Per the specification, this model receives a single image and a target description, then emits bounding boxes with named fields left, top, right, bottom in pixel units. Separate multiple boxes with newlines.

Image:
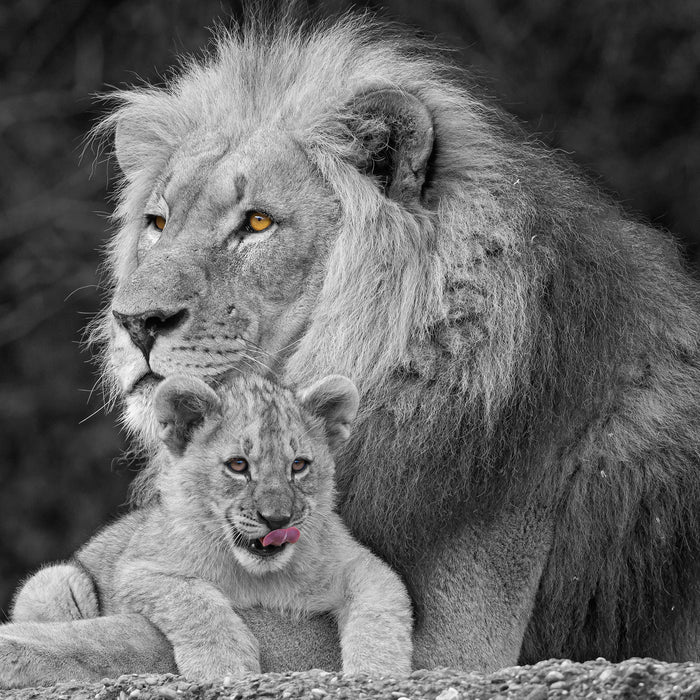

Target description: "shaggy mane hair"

left=95, top=10, right=700, bottom=662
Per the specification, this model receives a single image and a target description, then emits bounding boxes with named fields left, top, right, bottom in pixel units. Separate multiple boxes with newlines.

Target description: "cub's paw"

left=12, top=564, right=99, bottom=623
left=343, top=655, right=411, bottom=676
left=174, top=643, right=261, bottom=681
left=342, top=637, right=412, bottom=676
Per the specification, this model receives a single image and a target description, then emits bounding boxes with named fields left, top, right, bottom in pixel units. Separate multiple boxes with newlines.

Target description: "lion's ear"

left=112, top=104, right=177, bottom=181
left=298, top=375, right=359, bottom=452
left=153, top=375, right=222, bottom=455
left=345, top=88, right=434, bottom=204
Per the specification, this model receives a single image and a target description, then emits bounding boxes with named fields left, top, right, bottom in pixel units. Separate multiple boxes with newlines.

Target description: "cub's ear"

left=153, top=375, right=222, bottom=455
left=299, top=375, right=359, bottom=452
left=345, top=88, right=434, bottom=205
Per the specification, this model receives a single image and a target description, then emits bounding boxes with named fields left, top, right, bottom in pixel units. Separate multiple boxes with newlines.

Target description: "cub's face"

left=173, top=394, right=333, bottom=574
left=153, top=374, right=358, bottom=575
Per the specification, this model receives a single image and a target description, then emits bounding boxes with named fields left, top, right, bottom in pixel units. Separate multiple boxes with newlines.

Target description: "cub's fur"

left=13, top=374, right=412, bottom=680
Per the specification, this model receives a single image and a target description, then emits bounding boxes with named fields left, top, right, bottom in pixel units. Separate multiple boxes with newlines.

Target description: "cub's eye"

left=147, top=215, right=167, bottom=231
left=225, top=457, right=249, bottom=473
left=246, top=211, right=273, bottom=233
left=291, top=458, right=309, bottom=474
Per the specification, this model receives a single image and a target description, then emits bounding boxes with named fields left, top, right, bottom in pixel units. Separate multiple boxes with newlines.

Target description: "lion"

left=12, top=373, right=412, bottom=680
left=1, top=10, right=700, bottom=688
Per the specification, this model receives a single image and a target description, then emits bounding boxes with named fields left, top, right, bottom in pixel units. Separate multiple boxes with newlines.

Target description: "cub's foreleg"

left=11, top=563, right=99, bottom=623
left=116, top=564, right=260, bottom=680
left=335, top=545, right=413, bottom=675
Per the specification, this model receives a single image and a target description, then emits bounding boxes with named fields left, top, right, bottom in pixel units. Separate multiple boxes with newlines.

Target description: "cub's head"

left=153, top=373, right=358, bottom=574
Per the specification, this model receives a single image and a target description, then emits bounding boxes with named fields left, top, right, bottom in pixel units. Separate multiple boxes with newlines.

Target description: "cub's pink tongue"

left=261, top=527, right=301, bottom=547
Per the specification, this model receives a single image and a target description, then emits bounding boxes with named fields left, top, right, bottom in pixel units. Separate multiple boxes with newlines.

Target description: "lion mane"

left=91, top=11, right=700, bottom=667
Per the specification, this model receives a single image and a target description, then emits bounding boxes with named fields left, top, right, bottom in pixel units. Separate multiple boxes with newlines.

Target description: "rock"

left=435, top=688, right=460, bottom=700
left=544, top=670, right=565, bottom=683
left=4, top=658, right=700, bottom=699
left=598, top=668, right=613, bottom=682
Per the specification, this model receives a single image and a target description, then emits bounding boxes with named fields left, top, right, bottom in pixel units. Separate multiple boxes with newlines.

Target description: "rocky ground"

left=2, top=658, right=700, bottom=700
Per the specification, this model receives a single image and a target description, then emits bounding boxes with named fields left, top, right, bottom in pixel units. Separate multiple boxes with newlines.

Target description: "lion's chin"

left=131, top=371, right=164, bottom=393
left=122, top=374, right=164, bottom=445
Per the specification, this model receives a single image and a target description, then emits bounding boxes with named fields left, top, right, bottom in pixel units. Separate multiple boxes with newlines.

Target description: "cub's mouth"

left=246, top=538, right=289, bottom=558
left=228, top=524, right=301, bottom=558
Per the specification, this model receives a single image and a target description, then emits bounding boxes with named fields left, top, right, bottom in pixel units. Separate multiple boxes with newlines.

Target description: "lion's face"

left=109, top=128, right=338, bottom=439
left=102, top=31, right=435, bottom=460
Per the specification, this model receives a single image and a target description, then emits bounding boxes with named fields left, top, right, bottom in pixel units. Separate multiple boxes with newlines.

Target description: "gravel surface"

left=2, top=658, right=700, bottom=699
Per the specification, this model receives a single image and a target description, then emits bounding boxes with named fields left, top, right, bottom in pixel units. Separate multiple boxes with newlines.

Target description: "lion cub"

left=13, top=374, right=413, bottom=679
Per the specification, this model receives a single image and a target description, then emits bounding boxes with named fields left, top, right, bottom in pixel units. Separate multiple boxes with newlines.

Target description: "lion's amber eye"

left=247, top=211, right=273, bottom=232
left=153, top=215, right=166, bottom=231
left=225, top=457, right=249, bottom=473
left=291, top=458, right=309, bottom=474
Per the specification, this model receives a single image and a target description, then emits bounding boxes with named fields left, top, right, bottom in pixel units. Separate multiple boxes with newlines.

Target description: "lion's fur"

left=89, top=11, right=700, bottom=664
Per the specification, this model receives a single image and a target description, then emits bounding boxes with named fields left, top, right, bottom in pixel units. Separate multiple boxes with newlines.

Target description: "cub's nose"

left=113, top=309, right=188, bottom=361
left=258, top=512, right=292, bottom=531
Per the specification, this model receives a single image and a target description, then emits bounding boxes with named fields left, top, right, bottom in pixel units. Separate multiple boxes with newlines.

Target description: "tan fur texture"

left=2, top=9, right=700, bottom=686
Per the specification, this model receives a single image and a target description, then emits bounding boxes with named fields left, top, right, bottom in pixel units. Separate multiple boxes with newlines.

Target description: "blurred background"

left=1, top=0, right=699, bottom=617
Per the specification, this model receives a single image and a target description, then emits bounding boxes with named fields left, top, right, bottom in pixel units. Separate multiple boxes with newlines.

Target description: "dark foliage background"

left=0, top=0, right=698, bottom=618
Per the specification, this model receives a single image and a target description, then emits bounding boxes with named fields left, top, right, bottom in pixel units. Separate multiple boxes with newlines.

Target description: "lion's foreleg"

left=410, top=503, right=553, bottom=672
left=12, top=563, right=99, bottom=623
left=0, top=614, right=176, bottom=688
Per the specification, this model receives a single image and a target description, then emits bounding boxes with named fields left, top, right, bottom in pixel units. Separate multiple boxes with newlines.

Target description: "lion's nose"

left=112, top=309, right=188, bottom=361
left=258, top=511, right=292, bottom=531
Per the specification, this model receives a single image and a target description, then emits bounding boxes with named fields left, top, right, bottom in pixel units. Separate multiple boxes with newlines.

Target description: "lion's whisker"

left=78, top=401, right=112, bottom=424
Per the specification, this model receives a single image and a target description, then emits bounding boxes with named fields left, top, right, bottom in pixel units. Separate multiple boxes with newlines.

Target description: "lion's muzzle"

left=112, top=309, right=188, bottom=362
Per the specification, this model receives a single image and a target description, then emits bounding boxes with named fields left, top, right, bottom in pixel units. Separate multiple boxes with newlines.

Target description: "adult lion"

left=2, top=11, right=700, bottom=687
